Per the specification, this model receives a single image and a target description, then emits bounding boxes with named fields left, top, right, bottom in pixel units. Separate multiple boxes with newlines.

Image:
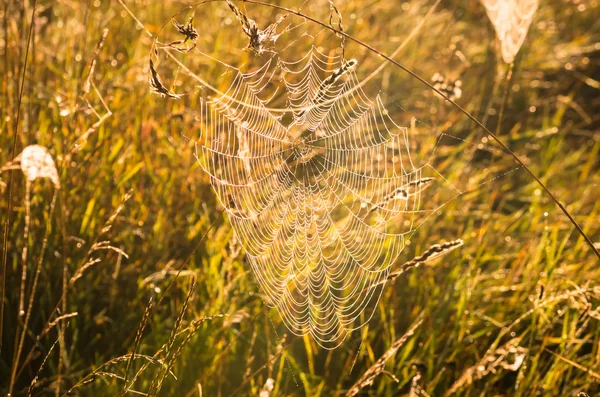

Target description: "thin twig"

left=1, top=0, right=37, bottom=358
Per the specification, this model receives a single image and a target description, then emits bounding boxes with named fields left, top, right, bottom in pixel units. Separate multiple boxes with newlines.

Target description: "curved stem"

left=239, top=0, right=600, bottom=260
left=123, top=0, right=600, bottom=260
left=3, top=0, right=37, bottom=371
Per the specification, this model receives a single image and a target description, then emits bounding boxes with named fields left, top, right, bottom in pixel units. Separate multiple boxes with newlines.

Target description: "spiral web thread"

left=195, top=47, right=447, bottom=348
left=481, top=0, right=540, bottom=63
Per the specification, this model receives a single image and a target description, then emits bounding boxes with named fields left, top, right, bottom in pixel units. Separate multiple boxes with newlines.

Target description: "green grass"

left=1, top=0, right=600, bottom=395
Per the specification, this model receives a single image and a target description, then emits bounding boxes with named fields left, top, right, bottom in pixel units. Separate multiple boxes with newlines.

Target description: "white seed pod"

left=19, top=145, right=60, bottom=188
left=481, top=0, right=540, bottom=63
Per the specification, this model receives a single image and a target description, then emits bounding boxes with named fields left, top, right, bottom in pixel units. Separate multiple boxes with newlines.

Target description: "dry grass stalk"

left=15, top=145, right=60, bottom=319
left=229, top=333, right=288, bottom=396
left=148, top=277, right=197, bottom=395
left=225, top=0, right=287, bottom=54
left=236, top=125, right=253, bottom=181
left=90, top=241, right=129, bottom=258
left=9, top=191, right=58, bottom=394
left=1, top=2, right=38, bottom=364
left=328, top=0, right=346, bottom=57
left=297, top=58, right=358, bottom=117
left=259, top=378, right=275, bottom=397
left=83, top=28, right=109, bottom=94
left=370, top=177, right=435, bottom=213
left=16, top=189, right=130, bottom=393
left=409, top=367, right=430, bottom=397
left=391, top=239, right=464, bottom=278
left=124, top=314, right=225, bottom=395
left=68, top=258, right=102, bottom=287
left=0, top=161, right=20, bottom=188
left=346, top=317, right=424, bottom=397
left=483, top=285, right=600, bottom=359
left=242, top=328, right=258, bottom=381
left=122, top=296, right=154, bottom=390
left=141, top=267, right=197, bottom=285
left=71, top=102, right=113, bottom=154
left=544, top=349, right=600, bottom=380
left=68, top=190, right=132, bottom=286
left=99, top=189, right=132, bottom=234
left=366, top=239, right=464, bottom=293
left=120, top=309, right=225, bottom=393
left=446, top=337, right=527, bottom=396
left=19, top=177, right=32, bottom=318
left=27, top=337, right=59, bottom=397
left=39, top=312, right=79, bottom=340
left=66, top=353, right=174, bottom=396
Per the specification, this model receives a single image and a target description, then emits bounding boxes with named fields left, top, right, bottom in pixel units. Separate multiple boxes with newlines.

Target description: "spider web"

left=150, top=2, right=520, bottom=348
left=193, top=46, right=447, bottom=348
left=481, top=0, right=540, bottom=63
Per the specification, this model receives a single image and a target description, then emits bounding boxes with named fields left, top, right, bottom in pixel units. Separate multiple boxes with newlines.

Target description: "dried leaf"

left=169, top=15, right=198, bottom=52
left=149, top=59, right=181, bottom=99
left=19, top=145, right=60, bottom=187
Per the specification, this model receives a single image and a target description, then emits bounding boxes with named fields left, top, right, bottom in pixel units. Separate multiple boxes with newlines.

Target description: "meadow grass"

left=1, top=0, right=599, bottom=395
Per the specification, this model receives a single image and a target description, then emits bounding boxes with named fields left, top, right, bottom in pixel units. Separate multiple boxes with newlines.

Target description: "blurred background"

left=1, top=0, right=599, bottom=395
